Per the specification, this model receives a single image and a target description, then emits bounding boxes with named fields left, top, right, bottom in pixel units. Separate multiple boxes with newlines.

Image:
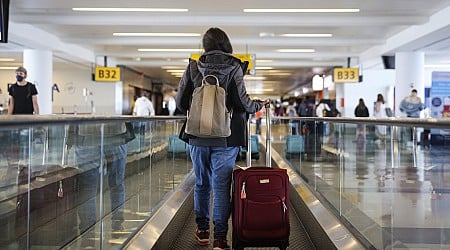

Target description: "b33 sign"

left=333, top=68, right=359, bottom=83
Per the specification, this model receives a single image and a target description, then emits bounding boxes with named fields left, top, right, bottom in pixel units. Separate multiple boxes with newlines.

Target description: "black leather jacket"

left=175, top=50, right=262, bottom=147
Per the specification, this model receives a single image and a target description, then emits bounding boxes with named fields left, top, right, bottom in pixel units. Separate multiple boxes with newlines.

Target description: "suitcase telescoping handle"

left=246, top=101, right=271, bottom=168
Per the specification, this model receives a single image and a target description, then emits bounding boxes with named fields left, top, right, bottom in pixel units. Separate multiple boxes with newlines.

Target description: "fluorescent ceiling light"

left=280, top=33, right=332, bottom=37
left=424, top=64, right=450, bottom=68
left=277, top=49, right=315, bottom=53
left=244, top=76, right=267, bottom=80
left=255, top=66, right=274, bottom=70
left=255, top=59, right=273, bottom=63
left=138, top=48, right=202, bottom=52
left=257, top=69, right=290, bottom=73
left=73, top=8, right=188, bottom=12
left=259, top=32, right=275, bottom=37
left=264, top=72, right=291, bottom=76
left=0, top=58, right=15, bottom=62
left=0, top=66, right=17, bottom=70
left=243, top=8, right=360, bottom=13
left=161, top=66, right=185, bottom=69
left=166, top=69, right=185, bottom=73
left=113, top=32, right=200, bottom=37
left=246, top=88, right=274, bottom=92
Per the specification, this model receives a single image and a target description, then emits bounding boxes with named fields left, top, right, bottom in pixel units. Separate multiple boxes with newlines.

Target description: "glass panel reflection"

left=280, top=118, right=450, bottom=249
left=0, top=117, right=191, bottom=249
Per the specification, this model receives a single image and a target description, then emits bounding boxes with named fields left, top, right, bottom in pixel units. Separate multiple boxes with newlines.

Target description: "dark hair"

left=411, top=89, right=417, bottom=93
left=377, top=93, right=385, bottom=104
left=358, top=98, right=366, bottom=109
left=16, top=66, right=27, bottom=75
left=202, top=27, right=233, bottom=53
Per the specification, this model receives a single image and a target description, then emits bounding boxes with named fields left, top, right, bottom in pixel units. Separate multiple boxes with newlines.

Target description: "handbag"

left=385, top=107, right=393, bottom=117
left=123, top=122, right=136, bottom=143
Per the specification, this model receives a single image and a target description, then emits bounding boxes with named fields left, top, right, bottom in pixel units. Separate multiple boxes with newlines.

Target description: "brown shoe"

left=195, top=229, right=210, bottom=245
left=213, top=237, right=230, bottom=250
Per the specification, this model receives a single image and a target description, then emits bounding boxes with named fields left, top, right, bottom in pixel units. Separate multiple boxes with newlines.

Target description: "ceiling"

left=2, top=0, right=450, bottom=96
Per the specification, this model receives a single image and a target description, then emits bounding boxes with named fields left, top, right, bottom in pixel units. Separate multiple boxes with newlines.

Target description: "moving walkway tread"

left=152, top=151, right=316, bottom=249
left=169, top=204, right=315, bottom=250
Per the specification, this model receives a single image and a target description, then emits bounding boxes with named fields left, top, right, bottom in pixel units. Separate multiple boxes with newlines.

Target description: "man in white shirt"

left=315, top=100, right=331, bottom=117
left=133, top=91, right=155, bottom=116
left=133, top=91, right=154, bottom=143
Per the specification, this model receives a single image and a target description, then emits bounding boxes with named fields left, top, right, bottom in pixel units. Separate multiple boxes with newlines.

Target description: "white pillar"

left=395, top=52, right=424, bottom=116
left=23, top=50, right=53, bottom=115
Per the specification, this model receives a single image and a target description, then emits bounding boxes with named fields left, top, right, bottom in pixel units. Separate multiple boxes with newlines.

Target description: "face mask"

left=16, top=75, right=24, bottom=82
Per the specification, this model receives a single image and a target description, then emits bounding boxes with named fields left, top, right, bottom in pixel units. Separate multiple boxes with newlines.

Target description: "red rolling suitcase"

left=232, top=103, right=290, bottom=250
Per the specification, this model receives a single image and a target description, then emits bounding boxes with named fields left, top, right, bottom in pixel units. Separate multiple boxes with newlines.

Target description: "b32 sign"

left=95, top=67, right=121, bottom=82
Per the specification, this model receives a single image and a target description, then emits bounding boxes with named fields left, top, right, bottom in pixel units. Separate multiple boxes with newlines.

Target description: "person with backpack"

left=175, top=27, right=263, bottom=249
left=354, top=98, right=369, bottom=118
left=8, top=66, right=40, bottom=115
left=354, top=98, right=370, bottom=144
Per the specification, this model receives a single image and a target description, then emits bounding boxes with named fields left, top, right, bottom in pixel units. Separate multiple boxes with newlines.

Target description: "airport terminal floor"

left=0, top=115, right=449, bottom=249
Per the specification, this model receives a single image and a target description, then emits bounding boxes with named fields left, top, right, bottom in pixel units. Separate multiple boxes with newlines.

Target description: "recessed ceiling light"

left=255, top=66, right=274, bottom=70
left=276, top=49, right=315, bottom=53
left=243, top=8, right=360, bottom=13
left=113, top=33, right=201, bottom=37
left=73, top=8, right=188, bottom=12
left=279, top=34, right=332, bottom=37
left=138, top=48, right=203, bottom=52
left=0, top=58, right=15, bottom=62
left=0, top=66, right=17, bottom=70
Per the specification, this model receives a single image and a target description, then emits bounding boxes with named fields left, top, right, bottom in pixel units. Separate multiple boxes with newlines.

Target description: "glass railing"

left=267, top=116, right=450, bottom=249
left=3, top=114, right=449, bottom=249
left=0, top=115, right=191, bottom=249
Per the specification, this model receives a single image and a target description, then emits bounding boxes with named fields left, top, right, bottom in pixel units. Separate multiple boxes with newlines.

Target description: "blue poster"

left=430, top=71, right=450, bottom=118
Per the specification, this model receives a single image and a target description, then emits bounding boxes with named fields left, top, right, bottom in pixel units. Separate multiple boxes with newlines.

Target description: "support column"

left=395, top=52, right=424, bottom=116
left=23, top=50, right=53, bottom=115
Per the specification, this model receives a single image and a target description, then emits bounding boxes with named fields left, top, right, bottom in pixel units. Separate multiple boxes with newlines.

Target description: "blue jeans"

left=75, top=143, right=127, bottom=232
left=190, top=145, right=239, bottom=238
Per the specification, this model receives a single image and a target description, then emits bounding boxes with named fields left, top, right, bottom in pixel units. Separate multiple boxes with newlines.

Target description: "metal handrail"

left=273, top=116, right=450, bottom=129
left=0, top=115, right=186, bottom=127
left=1, top=114, right=449, bottom=129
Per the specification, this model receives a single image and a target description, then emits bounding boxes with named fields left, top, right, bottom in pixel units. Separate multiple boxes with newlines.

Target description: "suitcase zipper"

left=282, top=201, right=287, bottom=213
left=58, top=180, right=64, bottom=198
left=240, top=181, right=246, bottom=199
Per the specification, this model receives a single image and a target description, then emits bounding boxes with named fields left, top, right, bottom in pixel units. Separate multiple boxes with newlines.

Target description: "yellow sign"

left=190, top=53, right=254, bottom=73
left=95, top=67, right=121, bottom=82
left=333, top=68, right=359, bottom=83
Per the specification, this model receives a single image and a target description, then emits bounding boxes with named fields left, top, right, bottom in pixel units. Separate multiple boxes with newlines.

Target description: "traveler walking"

left=175, top=27, right=263, bottom=249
